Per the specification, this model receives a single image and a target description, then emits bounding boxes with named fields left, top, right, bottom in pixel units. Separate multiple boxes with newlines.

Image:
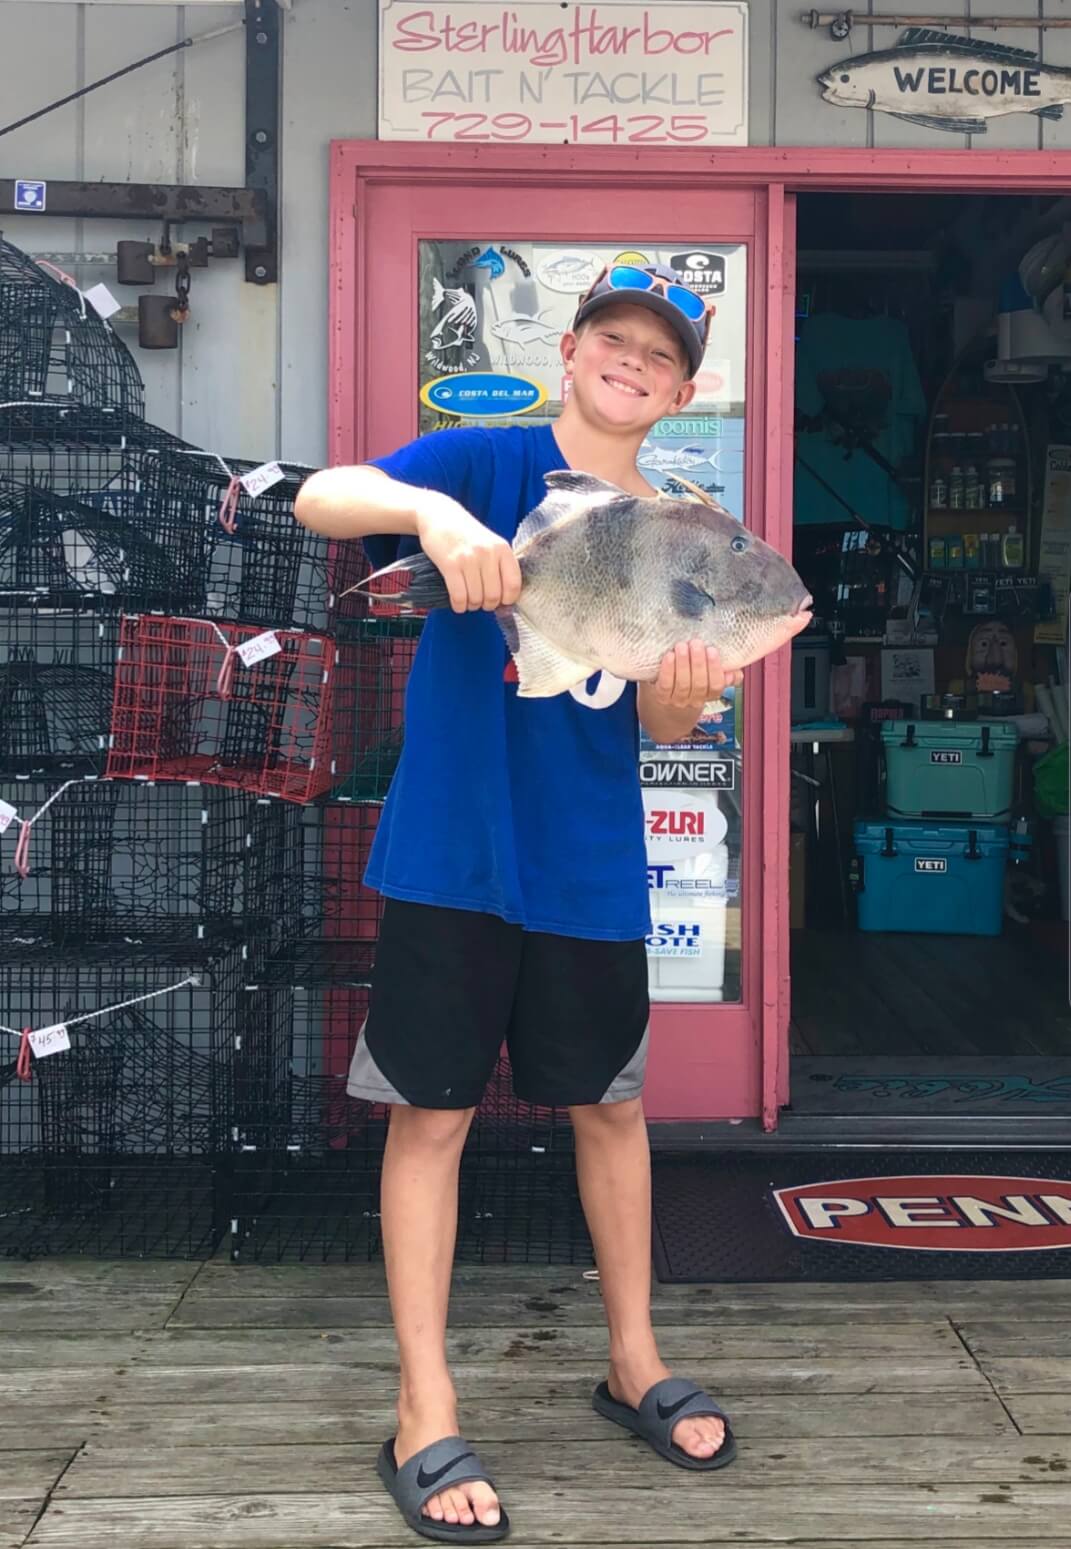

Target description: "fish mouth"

left=602, top=373, right=648, bottom=398
left=794, top=593, right=813, bottom=617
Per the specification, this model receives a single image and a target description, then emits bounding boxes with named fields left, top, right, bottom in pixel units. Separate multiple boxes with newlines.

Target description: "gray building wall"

left=1, top=0, right=1067, bottom=465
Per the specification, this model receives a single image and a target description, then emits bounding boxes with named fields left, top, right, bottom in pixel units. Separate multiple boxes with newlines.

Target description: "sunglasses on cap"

left=600, top=264, right=711, bottom=322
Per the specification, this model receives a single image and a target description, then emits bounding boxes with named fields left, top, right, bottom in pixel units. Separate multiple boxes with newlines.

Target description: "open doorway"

left=787, top=191, right=1070, bottom=1126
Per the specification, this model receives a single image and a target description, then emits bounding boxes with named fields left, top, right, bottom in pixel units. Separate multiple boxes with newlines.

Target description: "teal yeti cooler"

left=881, top=720, right=1018, bottom=824
left=853, top=819, right=1009, bottom=936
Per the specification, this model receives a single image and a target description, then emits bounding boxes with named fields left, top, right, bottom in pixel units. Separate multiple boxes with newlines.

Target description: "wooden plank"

left=0, top=1294, right=182, bottom=1334
left=27, top=1484, right=1071, bottom=1546
left=958, top=1322, right=1071, bottom=1359
left=0, top=1262, right=196, bottom=1292
left=193, top=1263, right=1071, bottom=1312
left=0, top=1355, right=983, bottom=1408
left=0, top=1337, right=142, bottom=1371
left=53, top=1435, right=1071, bottom=1499
left=1002, top=1394, right=1071, bottom=1435
left=0, top=1391, right=1013, bottom=1450
left=0, top=1454, right=73, bottom=1501
left=199, top=1265, right=590, bottom=1296
left=0, top=1500, right=40, bottom=1549
left=978, top=1357, right=1071, bottom=1395
left=103, top=1320, right=961, bottom=1368
left=167, top=1285, right=1071, bottom=1329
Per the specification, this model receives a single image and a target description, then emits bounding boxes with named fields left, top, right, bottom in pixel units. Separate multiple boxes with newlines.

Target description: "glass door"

left=330, top=148, right=791, bottom=1124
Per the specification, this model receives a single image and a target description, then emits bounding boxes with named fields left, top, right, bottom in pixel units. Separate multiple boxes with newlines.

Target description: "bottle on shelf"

left=987, top=459, right=1013, bottom=507
left=964, top=463, right=982, bottom=508
left=928, top=535, right=947, bottom=569
left=963, top=532, right=981, bottom=569
left=947, top=533, right=965, bottom=569
left=929, top=470, right=948, bottom=508
left=949, top=465, right=965, bottom=508
left=1010, top=815, right=1032, bottom=867
left=1002, top=522, right=1025, bottom=570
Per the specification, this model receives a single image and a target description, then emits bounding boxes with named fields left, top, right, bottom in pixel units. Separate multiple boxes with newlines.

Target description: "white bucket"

left=1055, top=815, right=1070, bottom=924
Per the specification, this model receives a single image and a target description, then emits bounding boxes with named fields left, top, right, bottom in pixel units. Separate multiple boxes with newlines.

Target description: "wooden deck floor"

left=2, top=1260, right=1071, bottom=1546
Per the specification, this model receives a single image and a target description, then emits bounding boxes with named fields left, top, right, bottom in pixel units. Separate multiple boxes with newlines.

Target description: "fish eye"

left=839, top=73, right=850, bottom=82
left=730, top=534, right=748, bottom=553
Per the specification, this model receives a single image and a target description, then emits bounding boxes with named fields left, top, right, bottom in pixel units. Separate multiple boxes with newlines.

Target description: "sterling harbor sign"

left=378, top=0, right=748, bottom=145
left=817, top=27, right=1071, bottom=134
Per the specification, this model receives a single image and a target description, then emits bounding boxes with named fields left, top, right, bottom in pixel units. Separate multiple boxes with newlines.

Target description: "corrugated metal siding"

left=0, top=0, right=1065, bottom=464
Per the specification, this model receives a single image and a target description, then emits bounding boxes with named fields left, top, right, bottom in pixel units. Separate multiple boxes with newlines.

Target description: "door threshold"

left=648, top=1114, right=1071, bottom=1150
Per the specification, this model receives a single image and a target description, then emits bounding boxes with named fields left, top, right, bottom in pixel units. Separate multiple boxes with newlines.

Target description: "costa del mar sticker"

left=421, top=372, right=547, bottom=420
left=774, top=1174, right=1071, bottom=1252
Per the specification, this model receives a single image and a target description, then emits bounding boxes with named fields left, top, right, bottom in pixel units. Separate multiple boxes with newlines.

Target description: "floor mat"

left=791, top=1057, right=1071, bottom=1117
left=651, top=1150, right=1071, bottom=1282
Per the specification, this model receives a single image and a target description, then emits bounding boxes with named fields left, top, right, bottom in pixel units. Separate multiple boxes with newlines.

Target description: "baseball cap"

left=572, top=263, right=712, bottom=378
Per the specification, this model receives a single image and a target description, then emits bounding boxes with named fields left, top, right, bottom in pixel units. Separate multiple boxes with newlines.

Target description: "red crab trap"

left=0, top=601, right=119, bottom=777
left=329, top=618, right=422, bottom=801
left=138, top=449, right=334, bottom=631
left=105, top=614, right=340, bottom=803
left=0, top=942, right=248, bottom=1258
left=0, top=776, right=305, bottom=952
left=0, top=237, right=145, bottom=422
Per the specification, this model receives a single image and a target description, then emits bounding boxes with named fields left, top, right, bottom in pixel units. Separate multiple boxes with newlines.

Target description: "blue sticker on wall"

left=421, top=372, right=547, bottom=420
left=14, top=180, right=46, bottom=212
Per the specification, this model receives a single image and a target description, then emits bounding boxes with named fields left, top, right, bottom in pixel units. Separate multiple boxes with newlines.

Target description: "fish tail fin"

left=496, top=606, right=595, bottom=698
left=342, top=552, right=451, bottom=614
left=1037, top=104, right=1064, bottom=121
left=431, top=277, right=445, bottom=308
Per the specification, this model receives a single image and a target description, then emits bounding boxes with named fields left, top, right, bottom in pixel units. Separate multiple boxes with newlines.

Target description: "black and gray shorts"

left=347, top=899, right=650, bottom=1110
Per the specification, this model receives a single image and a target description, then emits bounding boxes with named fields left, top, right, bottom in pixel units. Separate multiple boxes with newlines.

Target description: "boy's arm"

left=294, top=464, right=520, bottom=614
left=638, top=642, right=741, bottom=744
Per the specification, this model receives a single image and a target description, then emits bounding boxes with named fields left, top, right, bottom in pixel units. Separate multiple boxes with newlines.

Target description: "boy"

left=295, top=264, right=739, bottom=1544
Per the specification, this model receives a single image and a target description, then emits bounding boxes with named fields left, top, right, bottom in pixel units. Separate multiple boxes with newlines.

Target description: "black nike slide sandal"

left=376, top=1435, right=510, bottom=1543
left=592, top=1376, right=738, bottom=1472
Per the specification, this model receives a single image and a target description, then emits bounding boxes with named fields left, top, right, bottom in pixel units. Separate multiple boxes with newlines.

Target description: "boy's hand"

left=653, top=641, right=743, bottom=709
left=416, top=496, right=522, bottom=614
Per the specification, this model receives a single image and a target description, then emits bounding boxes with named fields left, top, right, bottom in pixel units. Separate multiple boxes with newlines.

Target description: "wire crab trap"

left=138, top=449, right=332, bottom=631
left=228, top=978, right=586, bottom=1266
left=0, top=238, right=145, bottom=421
left=0, top=603, right=118, bottom=777
left=0, top=469, right=208, bottom=613
left=330, top=618, right=421, bottom=801
left=105, top=614, right=339, bottom=803
left=0, top=941, right=248, bottom=1258
left=0, top=777, right=305, bottom=951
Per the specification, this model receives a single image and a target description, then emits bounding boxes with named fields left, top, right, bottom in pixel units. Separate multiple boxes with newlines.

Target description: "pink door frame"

left=328, top=141, right=1069, bottom=1131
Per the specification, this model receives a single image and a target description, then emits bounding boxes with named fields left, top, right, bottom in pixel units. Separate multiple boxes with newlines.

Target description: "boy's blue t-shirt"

left=362, top=423, right=650, bottom=942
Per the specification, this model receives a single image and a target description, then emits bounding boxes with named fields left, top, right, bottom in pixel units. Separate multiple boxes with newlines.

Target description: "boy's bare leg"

left=569, top=1098, right=726, bottom=1461
left=381, top=1104, right=502, bottom=1529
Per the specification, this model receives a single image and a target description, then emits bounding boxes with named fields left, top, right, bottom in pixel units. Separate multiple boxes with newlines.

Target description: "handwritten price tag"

left=83, top=282, right=122, bottom=320
left=0, top=799, right=17, bottom=834
left=239, top=462, right=285, bottom=499
left=28, top=1023, right=71, bottom=1059
left=236, top=631, right=282, bottom=668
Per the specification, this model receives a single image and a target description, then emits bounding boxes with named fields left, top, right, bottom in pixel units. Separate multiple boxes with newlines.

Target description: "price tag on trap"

left=236, top=630, right=282, bottom=668
left=239, top=461, right=285, bottom=499
left=28, top=1024, right=71, bottom=1059
left=0, top=799, right=17, bottom=834
left=82, top=283, right=122, bottom=320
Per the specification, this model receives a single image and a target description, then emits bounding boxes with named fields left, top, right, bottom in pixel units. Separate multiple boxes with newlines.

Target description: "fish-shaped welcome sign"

left=818, top=28, right=1071, bottom=133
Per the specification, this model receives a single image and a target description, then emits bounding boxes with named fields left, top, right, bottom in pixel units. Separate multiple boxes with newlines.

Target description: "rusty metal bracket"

left=0, top=180, right=268, bottom=253
left=245, top=0, right=281, bottom=284
left=803, top=10, right=1071, bottom=32
left=0, top=0, right=280, bottom=285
